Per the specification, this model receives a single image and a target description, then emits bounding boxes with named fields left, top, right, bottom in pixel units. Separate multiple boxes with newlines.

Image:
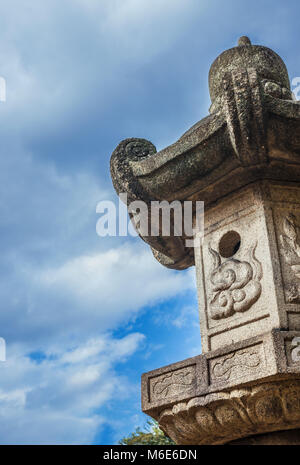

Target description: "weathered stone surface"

left=110, top=36, right=300, bottom=444
left=142, top=330, right=300, bottom=444
left=142, top=330, right=300, bottom=414
left=195, top=181, right=300, bottom=353
left=158, top=379, right=300, bottom=445
left=110, top=37, right=300, bottom=270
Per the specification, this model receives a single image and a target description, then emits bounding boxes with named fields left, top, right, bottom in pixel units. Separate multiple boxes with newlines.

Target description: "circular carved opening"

left=219, top=231, right=241, bottom=258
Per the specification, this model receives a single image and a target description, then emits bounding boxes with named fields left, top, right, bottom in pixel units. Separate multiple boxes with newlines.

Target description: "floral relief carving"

left=280, top=213, right=300, bottom=303
left=208, top=242, right=263, bottom=320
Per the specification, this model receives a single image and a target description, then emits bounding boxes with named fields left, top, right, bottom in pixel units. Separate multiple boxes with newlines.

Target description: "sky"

left=0, top=0, right=299, bottom=445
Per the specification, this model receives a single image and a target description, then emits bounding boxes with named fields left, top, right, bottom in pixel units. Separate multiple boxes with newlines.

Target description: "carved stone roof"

left=110, top=37, right=300, bottom=270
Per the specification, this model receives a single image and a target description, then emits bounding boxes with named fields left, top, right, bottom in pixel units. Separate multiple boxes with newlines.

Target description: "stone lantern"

left=110, top=37, right=300, bottom=444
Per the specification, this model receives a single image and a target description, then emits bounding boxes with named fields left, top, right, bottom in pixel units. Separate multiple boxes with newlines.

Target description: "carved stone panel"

left=196, top=186, right=278, bottom=353
left=280, top=213, right=300, bottom=304
left=149, top=365, right=196, bottom=403
left=269, top=184, right=300, bottom=314
left=142, top=330, right=300, bottom=416
left=208, top=242, right=262, bottom=320
left=209, top=343, right=265, bottom=384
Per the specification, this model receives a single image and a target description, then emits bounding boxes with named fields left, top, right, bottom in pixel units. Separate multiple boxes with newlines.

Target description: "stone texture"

left=158, top=379, right=300, bottom=445
left=142, top=328, right=300, bottom=444
left=110, top=36, right=300, bottom=444
left=142, top=330, right=300, bottom=414
left=110, top=37, right=300, bottom=270
left=195, top=181, right=300, bottom=353
left=141, top=329, right=300, bottom=444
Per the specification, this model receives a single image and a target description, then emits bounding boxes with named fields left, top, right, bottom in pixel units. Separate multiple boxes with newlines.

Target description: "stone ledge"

left=142, top=330, right=300, bottom=415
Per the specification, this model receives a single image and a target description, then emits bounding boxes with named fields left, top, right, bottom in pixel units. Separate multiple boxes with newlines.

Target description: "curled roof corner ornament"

left=110, top=37, right=300, bottom=270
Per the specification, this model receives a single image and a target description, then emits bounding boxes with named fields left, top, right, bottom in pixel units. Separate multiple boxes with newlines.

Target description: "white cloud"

left=0, top=0, right=201, bottom=142
left=0, top=0, right=298, bottom=446
left=0, top=0, right=203, bottom=444
left=2, top=242, right=193, bottom=350
left=37, top=243, right=193, bottom=312
left=0, top=332, right=144, bottom=444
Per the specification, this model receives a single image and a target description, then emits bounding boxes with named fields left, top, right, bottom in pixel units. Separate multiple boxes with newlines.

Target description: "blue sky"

left=0, top=0, right=299, bottom=444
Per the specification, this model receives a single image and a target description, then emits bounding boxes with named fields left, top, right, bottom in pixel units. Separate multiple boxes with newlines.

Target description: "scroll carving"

left=280, top=213, right=300, bottom=303
left=208, top=242, right=263, bottom=320
left=151, top=367, right=195, bottom=401
left=211, top=349, right=261, bottom=381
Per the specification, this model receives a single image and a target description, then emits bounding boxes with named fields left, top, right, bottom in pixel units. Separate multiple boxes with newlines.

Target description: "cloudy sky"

left=0, top=0, right=299, bottom=444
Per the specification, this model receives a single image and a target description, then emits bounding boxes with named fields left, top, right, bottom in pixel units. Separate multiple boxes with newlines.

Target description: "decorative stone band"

left=158, top=379, right=300, bottom=445
left=142, top=330, right=300, bottom=443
